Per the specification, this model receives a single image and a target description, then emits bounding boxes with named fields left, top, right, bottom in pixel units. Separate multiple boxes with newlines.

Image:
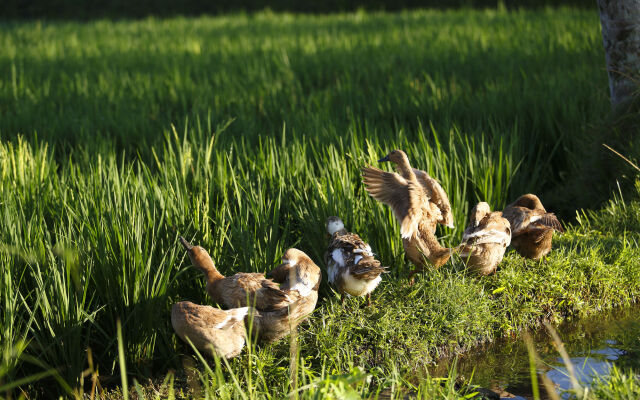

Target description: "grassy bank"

left=1, top=7, right=639, bottom=398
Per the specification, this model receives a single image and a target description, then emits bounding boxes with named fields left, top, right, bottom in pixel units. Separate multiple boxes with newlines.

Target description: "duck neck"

left=394, top=157, right=416, bottom=180
left=517, top=194, right=545, bottom=211
left=422, top=233, right=452, bottom=267
left=195, top=259, right=225, bottom=285
left=333, top=228, right=348, bottom=236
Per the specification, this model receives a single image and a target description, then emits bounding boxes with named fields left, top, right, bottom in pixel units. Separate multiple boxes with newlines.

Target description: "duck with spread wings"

left=361, top=149, right=454, bottom=278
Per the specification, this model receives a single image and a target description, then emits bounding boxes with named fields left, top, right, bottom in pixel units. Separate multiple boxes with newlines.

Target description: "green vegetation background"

left=1, top=7, right=640, bottom=398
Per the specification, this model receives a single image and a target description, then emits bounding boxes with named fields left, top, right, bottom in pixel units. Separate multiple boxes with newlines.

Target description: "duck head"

left=326, top=216, right=345, bottom=236
left=512, top=194, right=545, bottom=211
left=469, top=202, right=491, bottom=227
left=378, top=149, right=409, bottom=165
left=179, top=236, right=218, bottom=276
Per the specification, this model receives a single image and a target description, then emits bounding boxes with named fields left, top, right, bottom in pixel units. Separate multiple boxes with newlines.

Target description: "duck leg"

left=367, top=293, right=372, bottom=307
left=408, top=267, right=423, bottom=285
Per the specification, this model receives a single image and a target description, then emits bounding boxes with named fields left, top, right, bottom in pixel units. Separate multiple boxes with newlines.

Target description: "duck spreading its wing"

left=362, top=165, right=433, bottom=239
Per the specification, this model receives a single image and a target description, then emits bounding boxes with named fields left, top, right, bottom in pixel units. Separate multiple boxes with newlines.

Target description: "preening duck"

left=268, top=248, right=322, bottom=296
left=362, top=150, right=454, bottom=277
left=171, top=301, right=248, bottom=359
left=501, top=194, right=564, bottom=260
left=179, top=237, right=290, bottom=311
left=324, top=216, right=386, bottom=303
left=457, top=202, right=511, bottom=275
left=250, top=248, right=321, bottom=343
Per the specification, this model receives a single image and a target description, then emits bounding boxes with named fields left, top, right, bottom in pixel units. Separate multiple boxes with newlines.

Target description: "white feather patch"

left=331, top=248, right=346, bottom=267
left=327, top=263, right=340, bottom=284
left=215, top=307, right=249, bottom=329
left=354, top=255, right=363, bottom=264
left=463, top=229, right=511, bottom=246
left=290, top=282, right=312, bottom=297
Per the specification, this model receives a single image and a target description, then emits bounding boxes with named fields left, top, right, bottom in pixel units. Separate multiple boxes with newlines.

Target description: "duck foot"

left=408, top=268, right=423, bottom=285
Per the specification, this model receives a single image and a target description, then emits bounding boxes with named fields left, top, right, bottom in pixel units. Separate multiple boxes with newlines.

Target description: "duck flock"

left=172, top=149, right=564, bottom=359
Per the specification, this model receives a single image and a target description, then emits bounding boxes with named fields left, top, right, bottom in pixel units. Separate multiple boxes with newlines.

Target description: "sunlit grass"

left=1, top=7, right=638, bottom=399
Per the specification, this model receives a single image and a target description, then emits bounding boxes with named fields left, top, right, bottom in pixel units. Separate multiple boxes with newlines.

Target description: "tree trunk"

left=597, top=0, right=640, bottom=107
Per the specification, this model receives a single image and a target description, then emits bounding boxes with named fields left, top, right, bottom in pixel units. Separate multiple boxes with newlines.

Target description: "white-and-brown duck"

left=456, top=202, right=511, bottom=275
left=323, top=216, right=386, bottom=304
left=171, top=301, right=248, bottom=359
left=250, top=248, right=322, bottom=343
left=362, top=150, right=454, bottom=277
left=179, top=237, right=290, bottom=311
left=501, top=194, right=564, bottom=260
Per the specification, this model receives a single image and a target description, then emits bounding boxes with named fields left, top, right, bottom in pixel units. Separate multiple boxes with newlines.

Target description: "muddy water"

left=437, top=307, right=640, bottom=399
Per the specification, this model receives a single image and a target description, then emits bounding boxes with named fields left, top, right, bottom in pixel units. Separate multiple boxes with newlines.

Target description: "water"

left=437, top=307, right=640, bottom=399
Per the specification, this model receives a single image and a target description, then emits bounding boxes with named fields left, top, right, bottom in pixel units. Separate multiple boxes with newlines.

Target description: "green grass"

left=0, top=6, right=639, bottom=399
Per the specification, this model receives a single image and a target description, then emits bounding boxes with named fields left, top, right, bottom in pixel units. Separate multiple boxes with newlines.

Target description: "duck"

left=323, top=216, right=387, bottom=304
left=179, top=237, right=290, bottom=311
left=171, top=301, right=248, bottom=359
left=268, top=248, right=322, bottom=296
left=250, top=248, right=322, bottom=343
left=248, top=291, right=319, bottom=343
left=362, top=150, right=454, bottom=277
left=456, top=202, right=511, bottom=275
left=501, top=194, right=564, bottom=260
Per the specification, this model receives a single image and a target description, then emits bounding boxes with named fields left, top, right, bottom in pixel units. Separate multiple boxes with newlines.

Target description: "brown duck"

left=179, top=237, right=290, bottom=311
left=171, top=301, right=248, bottom=359
left=362, top=150, right=454, bottom=277
left=268, top=248, right=322, bottom=296
left=324, top=216, right=387, bottom=303
left=457, top=202, right=511, bottom=275
left=250, top=248, right=322, bottom=343
left=501, top=194, right=564, bottom=260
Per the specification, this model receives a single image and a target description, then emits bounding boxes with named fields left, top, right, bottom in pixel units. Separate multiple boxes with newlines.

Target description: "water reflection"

left=437, top=307, right=640, bottom=399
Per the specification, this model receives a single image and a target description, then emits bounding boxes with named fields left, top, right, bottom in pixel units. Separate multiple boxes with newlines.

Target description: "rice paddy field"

left=2, top=6, right=640, bottom=399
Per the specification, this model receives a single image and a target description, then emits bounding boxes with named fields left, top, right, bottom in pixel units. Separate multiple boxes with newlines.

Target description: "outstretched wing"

left=536, top=212, right=564, bottom=233
left=362, top=166, right=425, bottom=238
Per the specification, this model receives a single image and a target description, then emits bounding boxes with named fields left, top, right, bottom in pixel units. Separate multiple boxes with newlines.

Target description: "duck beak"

left=179, top=236, right=193, bottom=251
left=378, top=155, right=390, bottom=162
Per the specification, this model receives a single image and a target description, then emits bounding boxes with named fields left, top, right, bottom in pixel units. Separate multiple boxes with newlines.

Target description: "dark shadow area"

left=3, top=0, right=594, bottom=20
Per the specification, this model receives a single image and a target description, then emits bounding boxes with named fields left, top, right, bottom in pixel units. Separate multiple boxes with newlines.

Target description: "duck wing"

left=349, top=256, right=388, bottom=280
left=461, top=212, right=511, bottom=247
left=225, top=273, right=291, bottom=311
left=171, top=301, right=248, bottom=332
left=362, top=165, right=426, bottom=239
left=412, top=168, right=454, bottom=228
left=501, top=205, right=532, bottom=237
left=326, top=232, right=373, bottom=266
left=534, top=212, right=564, bottom=233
